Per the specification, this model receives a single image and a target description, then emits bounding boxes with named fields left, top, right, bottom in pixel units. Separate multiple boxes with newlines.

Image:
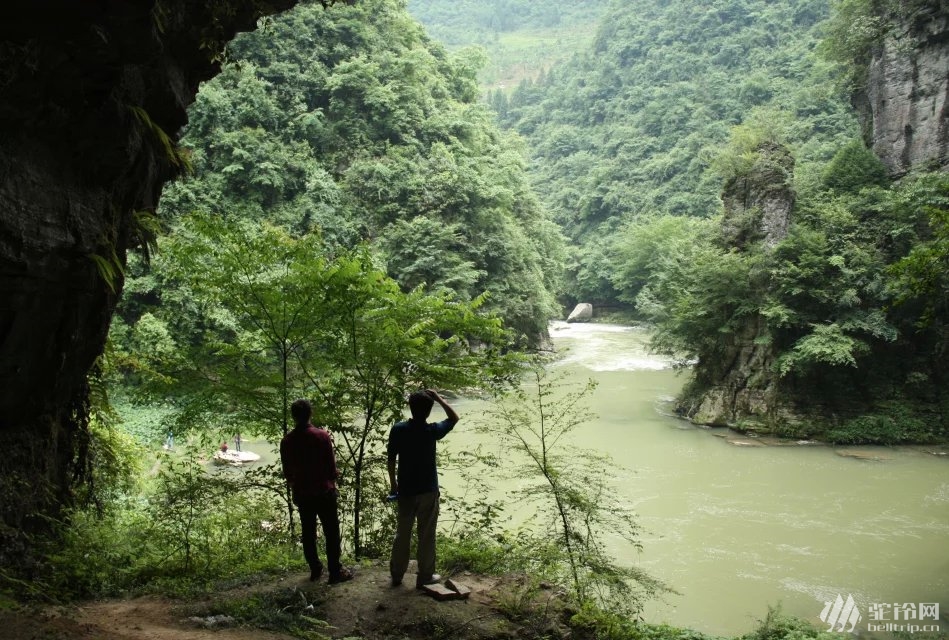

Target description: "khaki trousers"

left=389, top=491, right=439, bottom=581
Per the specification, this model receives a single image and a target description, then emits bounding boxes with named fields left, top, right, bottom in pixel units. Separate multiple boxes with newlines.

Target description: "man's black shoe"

left=328, top=567, right=355, bottom=584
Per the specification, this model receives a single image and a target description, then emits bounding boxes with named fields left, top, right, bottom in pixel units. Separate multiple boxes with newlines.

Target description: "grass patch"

left=438, top=530, right=560, bottom=578
left=737, top=606, right=838, bottom=640
left=481, top=22, right=601, bottom=87
left=196, top=586, right=331, bottom=640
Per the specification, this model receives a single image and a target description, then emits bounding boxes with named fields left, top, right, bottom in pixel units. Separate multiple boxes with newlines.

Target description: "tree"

left=822, top=139, right=889, bottom=193
left=157, top=214, right=335, bottom=532
left=157, top=212, right=517, bottom=557
left=298, top=252, right=517, bottom=557
left=610, top=214, right=715, bottom=306
left=483, top=364, right=666, bottom=613
left=155, top=0, right=562, bottom=343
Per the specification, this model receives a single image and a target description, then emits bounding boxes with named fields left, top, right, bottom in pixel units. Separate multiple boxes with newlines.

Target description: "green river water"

left=445, top=321, right=949, bottom=636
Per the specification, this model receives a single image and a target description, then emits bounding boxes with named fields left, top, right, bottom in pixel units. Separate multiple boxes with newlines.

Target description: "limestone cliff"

left=858, top=2, right=949, bottom=175
left=0, top=0, right=318, bottom=566
left=682, top=2, right=949, bottom=433
left=677, top=143, right=795, bottom=430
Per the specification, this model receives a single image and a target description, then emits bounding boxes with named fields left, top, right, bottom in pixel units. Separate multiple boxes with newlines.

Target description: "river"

left=445, top=321, right=949, bottom=636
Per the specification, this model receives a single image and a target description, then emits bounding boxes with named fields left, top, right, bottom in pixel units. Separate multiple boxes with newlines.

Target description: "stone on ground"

left=446, top=579, right=471, bottom=599
left=421, top=583, right=462, bottom=601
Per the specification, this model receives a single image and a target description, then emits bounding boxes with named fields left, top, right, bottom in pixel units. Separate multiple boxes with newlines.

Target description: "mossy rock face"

left=733, top=419, right=770, bottom=434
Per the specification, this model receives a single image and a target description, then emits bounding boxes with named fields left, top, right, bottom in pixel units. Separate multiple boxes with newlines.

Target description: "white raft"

left=212, top=450, right=261, bottom=467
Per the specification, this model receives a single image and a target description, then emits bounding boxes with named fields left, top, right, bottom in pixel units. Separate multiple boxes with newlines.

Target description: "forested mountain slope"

left=491, top=0, right=948, bottom=441
left=146, top=0, right=562, bottom=343
left=498, top=0, right=858, bottom=303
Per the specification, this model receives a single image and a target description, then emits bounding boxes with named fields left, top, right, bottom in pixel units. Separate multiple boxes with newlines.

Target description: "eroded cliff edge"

left=0, top=0, right=306, bottom=566
left=679, top=2, right=949, bottom=434
left=859, top=2, right=949, bottom=176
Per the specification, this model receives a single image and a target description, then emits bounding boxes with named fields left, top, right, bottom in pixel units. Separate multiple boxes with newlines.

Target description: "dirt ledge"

left=0, top=562, right=572, bottom=640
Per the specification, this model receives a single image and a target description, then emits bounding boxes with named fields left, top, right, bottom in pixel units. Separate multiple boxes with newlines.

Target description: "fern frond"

left=128, top=105, right=193, bottom=174
left=88, top=248, right=125, bottom=294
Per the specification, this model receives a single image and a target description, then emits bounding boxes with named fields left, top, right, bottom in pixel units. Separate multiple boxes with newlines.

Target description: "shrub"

left=822, top=139, right=888, bottom=194
left=825, top=411, right=935, bottom=445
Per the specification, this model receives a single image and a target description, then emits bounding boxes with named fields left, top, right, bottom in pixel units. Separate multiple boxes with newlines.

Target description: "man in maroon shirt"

left=280, top=399, right=353, bottom=583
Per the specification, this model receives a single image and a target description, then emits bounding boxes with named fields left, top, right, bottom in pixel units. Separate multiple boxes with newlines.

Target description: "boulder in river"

left=566, top=303, right=593, bottom=323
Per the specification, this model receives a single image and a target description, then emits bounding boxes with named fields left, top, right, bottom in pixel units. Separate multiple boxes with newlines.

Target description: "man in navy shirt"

left=280, top=399, right=353, bottom=584
left=387, top=389, right=459, bottom=588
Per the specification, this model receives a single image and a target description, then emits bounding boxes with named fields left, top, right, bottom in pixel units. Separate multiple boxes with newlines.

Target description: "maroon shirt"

left=280, top=424, right=338, bottom=500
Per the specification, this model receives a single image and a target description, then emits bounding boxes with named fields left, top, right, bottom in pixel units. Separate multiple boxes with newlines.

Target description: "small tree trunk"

left=353, top=464, right=362, bottom=558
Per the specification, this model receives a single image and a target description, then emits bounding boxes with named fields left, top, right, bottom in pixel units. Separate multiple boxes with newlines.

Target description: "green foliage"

left=643, top=244, right=767, bottom=370
left=143, top=449, right=288, bottom=582
left=40, top=444, right=294, bottom=599
left=437, top=529, right=556, bottom=577
left=499, top=0, right=858, bottom=255
left=568, top=602, right=722, bottom=640
left=888, top=174, right=949, bottom=328
left=130, top=209, right=163, bottom=262
left=132, top=211, right=518, bottom=559
left=708, top=109, right=796, bottom=183
left=409, top=0, right=609, bottom=38
left=825, top=401, right=943, bottom=444
left=632, top=162, right=948, bottom=438
left=610, top=215, right=717, bottom=307
left=88, top=248, right=125, bottom=294
left=377, top=215, right=485, bottom=295
left=73, top=410, right=145, bottom=512
left=159, top=214, right=332, bottom=439
left=821, top=138, right=889, bottom=193
left=777, top=322, right=865, bottom=374
left=128, top=105, right=194, bottom=173
left=407, top=0, right=611, bottom=87
left=155, top=0, right=561, bottom=342
left=739, top=605, right=839, bottom=640
left=71, top=348, right=147, bottom=512
left=820, top=0, right=901, bottom=90
left=43, top=506, right=153, bottom=599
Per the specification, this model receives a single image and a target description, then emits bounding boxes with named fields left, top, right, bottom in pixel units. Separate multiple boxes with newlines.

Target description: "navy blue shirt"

left=387, top=417, right=456, bottom=496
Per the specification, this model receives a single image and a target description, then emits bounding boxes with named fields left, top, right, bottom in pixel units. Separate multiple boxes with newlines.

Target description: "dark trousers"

left=295, top=491, right=342, bottom=577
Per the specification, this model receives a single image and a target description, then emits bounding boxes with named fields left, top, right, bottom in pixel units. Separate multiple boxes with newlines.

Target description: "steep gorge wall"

left=681, top=2, right=949, bottom=433
left=0, top=0, right=304, bottom=565
left=860, top=2, right=949, bottom=175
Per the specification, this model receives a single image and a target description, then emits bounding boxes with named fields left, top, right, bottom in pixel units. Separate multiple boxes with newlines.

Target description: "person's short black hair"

left=408, top=390, right=434, bottom=420
left=290, top=398, right=312, bottom=426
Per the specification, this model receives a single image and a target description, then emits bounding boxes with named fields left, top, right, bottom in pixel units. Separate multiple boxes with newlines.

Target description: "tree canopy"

left=491, top=0, right=857, bottom=304
left=157, top=0, right=562, bottom=343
